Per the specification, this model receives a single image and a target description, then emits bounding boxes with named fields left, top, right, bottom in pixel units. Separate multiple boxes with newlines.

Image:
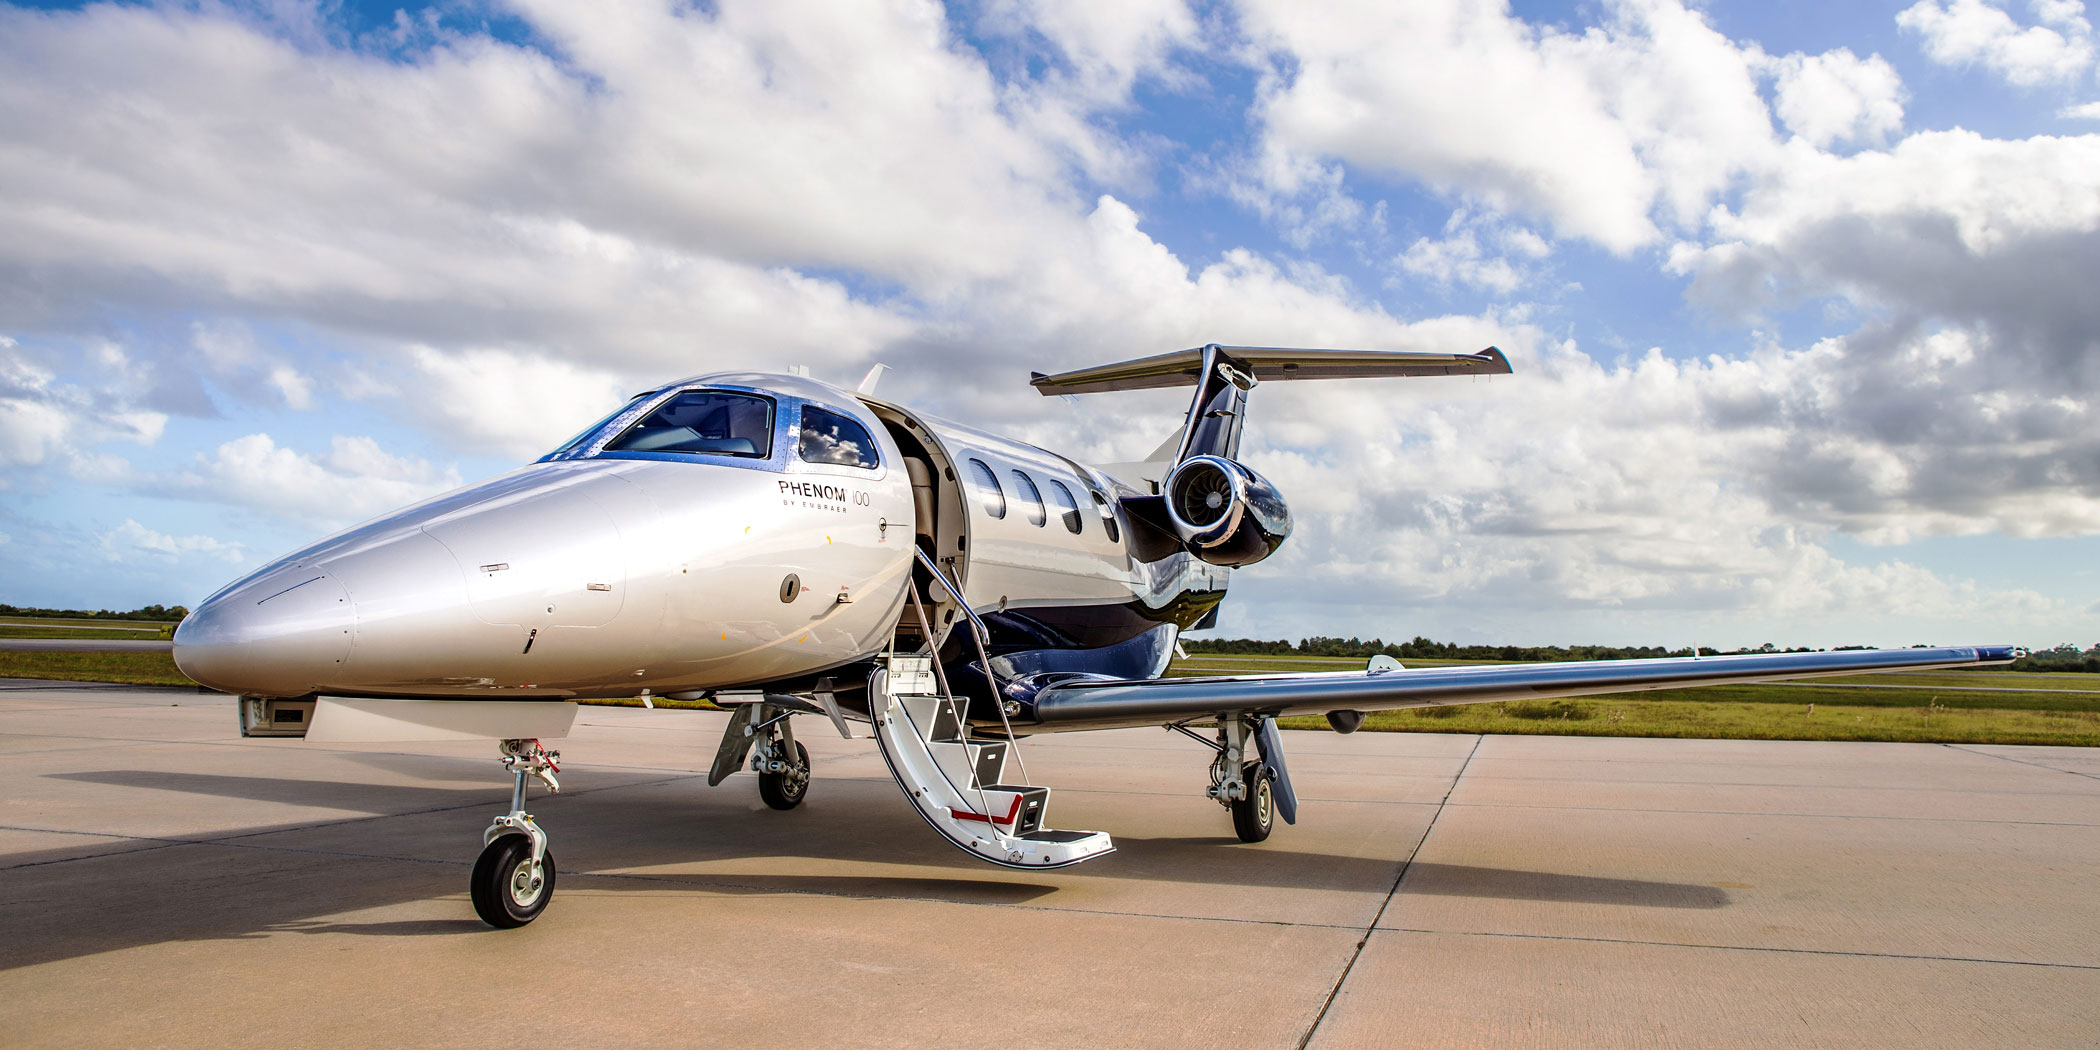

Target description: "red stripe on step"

left=949, top=795, right=1024, bottom=827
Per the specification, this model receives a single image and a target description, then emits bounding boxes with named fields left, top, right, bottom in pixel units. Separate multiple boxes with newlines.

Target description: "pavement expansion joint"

left=1945, top=743, right=2100, bottom=782
left=1297, top=733, right=1484, bottom=1050
left=1378, top=927, right=2100, bottom=972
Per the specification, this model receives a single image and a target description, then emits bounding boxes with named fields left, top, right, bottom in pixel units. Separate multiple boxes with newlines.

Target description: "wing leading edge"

left=1024, top=646, right=2023, bottom=733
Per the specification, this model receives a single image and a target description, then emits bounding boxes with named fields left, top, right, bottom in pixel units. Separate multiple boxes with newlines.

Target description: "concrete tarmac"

left=2, top=680, right=2095, bottom=1049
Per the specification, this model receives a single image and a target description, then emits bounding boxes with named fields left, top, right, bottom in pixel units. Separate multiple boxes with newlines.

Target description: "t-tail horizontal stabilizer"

left=870, top=655, right=1114, bottom=869
left=1033, top=343, right=1510, bottom=465
left=1029, top=344, right=1511, bottom=395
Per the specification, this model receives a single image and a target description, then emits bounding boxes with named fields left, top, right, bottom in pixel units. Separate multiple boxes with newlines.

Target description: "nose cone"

left=174, top=568, right=354, bottom=697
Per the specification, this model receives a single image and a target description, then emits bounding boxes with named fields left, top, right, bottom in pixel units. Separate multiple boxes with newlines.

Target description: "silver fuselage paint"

left=177, top=373, right=918, bottom=699
left=914, top=414, right=1228, bottom=624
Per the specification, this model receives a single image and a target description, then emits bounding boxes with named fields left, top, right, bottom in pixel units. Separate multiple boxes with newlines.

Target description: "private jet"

left=172, top=345, right=2019, bottom=927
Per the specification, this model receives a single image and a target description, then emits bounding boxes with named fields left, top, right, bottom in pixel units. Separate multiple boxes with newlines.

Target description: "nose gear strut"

left=471, top=738, right=561, bottom=928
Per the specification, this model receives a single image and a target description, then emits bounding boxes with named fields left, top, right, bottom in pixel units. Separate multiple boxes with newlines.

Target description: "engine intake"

left=1162, top=455, right=1292, bottom=567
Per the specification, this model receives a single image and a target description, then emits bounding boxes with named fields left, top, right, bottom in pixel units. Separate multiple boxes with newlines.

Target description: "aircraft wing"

left=1025, top=646, right=2023, bottom=732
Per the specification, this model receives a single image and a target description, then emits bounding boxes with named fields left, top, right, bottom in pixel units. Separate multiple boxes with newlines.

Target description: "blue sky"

left=3, top=0, right=2098, bottom=648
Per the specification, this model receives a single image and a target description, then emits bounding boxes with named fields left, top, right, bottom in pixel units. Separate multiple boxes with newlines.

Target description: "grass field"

left=1172, top=653, right=2100, bottom=746
left=3, top=647, right=2094, bottom=746
left=0, top=616, right=174, bottom=641
left=0, top=649, right=194, bottom=687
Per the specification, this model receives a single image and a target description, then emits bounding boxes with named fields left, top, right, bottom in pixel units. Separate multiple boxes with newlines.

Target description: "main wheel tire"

left=1230, top=761, right=1275, bottom=843
left=470, top=835, right=556, bottom=928
left=758, top=740, right=811, bottom=810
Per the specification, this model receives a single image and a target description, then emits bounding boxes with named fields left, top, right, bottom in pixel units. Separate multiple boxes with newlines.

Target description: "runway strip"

left=2, top=680, right=2094, bottom=1049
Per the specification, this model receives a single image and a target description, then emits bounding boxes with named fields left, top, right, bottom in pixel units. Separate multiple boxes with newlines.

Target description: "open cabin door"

left=859, top=397, right=969, bottom=655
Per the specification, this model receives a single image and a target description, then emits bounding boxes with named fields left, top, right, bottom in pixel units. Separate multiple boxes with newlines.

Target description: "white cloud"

left=1770, top=49, right=1907, bottom=148
left=98, top=519, right=245, bottom=564
left=1241, top=0, right=1778, bottom=253
left=0, top=2, right=2090, bottom=644
left=1394, top=211, right=1551, bottom=294
left=1674, top=130, right=2100, bottom=368
left=151, top=433, right=462, bottom=527
left=1897, top=0, right=2096, bottom=86
left=190, top=320, right=316, bottom=411
left=971, top=0, right=1203, bottom=189
left=0, top=341, right=165, bottom=468
left=2062, top=100, right=2100, bottom=117
left=401, top=345, right=632, bottom=460
left=1228, top=329, right=2091, bottom=643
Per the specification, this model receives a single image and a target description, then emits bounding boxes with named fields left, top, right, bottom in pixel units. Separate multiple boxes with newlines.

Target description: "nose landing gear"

left=472, top=738, right=561, bottom=928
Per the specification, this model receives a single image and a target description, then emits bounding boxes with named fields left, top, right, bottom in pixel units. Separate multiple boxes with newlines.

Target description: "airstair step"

left=870, top=658, right=1114, bottom=870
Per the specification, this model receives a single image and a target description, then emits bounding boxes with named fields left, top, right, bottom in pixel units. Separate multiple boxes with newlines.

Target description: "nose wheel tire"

left=471, top=835, right=556, bottom=928
left=759, top=740, right=812, bottom=810
left=1231, top=762, right=1274, bottom=843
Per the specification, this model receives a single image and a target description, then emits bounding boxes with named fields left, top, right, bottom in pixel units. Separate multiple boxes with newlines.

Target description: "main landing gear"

left=707, top=699, right=813, bottom=809
left=471, top=738, right=561, bottom=928
left=1174, top=715, right=1296, bottom=844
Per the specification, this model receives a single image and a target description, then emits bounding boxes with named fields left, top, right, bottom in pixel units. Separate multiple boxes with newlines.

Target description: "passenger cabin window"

left=603, top=390, right=773, bottom=458
left=798, top=406, right=879, bottom=469
left=1047, top=480, right=1083, bottom=535
left=1010, top=470, right=1046, bottom=527
left=1091, top=489, right=1121, bottom=543
left=966, top=458, right=1006, bottom=519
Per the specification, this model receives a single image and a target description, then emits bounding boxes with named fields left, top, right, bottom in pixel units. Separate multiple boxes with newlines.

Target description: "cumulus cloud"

left=0, top=339, right=166, bottom=469
left=149, top=433, right=462, bottom=526
left=1241, top=0, right=1777, bottom=252
left=0, top=1, right=2090, bottom=643
left=398, top=345, right=634, bottom=460
left=1769, top=49, right=1907, bottom=148
left=1394, top=211, right=1551, bottom=294
left=1673, top=130, right=2100, bottom=388
left=190, top=321, right=316, bottom=411
left=1897, top=0, right=2095, bottom=86
left=99, top=519, right=245, bottom=564
left=969, top=0, right=1204, bottom=189
left=1231, top=331, right=2087, bottom=642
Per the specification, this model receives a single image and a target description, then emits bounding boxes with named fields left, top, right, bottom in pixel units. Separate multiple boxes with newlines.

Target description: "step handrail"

left=902, top=576, right=996, bottom=821
left=912, top=546, right=1030, bottom=786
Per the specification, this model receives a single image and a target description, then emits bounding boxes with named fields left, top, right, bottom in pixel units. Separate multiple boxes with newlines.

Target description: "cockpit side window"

left=603, top=390, right=774, bottom=458
left=797, top=406, right=880, bottom=469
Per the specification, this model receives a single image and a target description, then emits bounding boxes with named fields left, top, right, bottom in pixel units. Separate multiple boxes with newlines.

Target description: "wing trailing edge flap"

left=1027, top=646, right=2022, bottom=732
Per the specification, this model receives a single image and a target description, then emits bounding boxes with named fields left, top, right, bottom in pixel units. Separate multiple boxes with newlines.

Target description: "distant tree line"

left=0, top=603, right=189, bottom=622
left=2011, top=644, right=2100, bottom=674
left=1186, top=635, right=2096, bottom=672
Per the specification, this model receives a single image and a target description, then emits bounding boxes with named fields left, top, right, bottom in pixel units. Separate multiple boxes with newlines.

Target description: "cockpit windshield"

left=547, top=394, right=649, bottom=456
left=602, top=390, right=774, bottom=458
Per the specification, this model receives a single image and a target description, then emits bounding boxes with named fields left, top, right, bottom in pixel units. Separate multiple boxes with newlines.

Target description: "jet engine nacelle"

left=1161, top=455, right=1292, bottom=567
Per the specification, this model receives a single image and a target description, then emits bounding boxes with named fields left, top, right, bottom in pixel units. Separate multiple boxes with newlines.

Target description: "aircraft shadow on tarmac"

left=12, top=766, right=1728, bottom=969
